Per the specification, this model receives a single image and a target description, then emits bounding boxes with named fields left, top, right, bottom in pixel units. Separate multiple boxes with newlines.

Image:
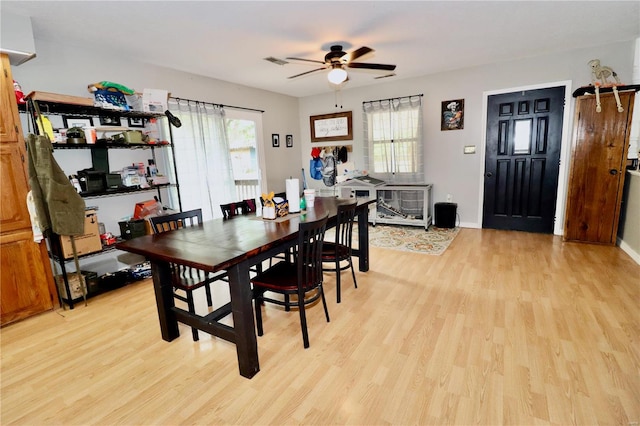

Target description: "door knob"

left=485, top=172, right=493, bottom=178
left=609, top=169, right=618, bottom=175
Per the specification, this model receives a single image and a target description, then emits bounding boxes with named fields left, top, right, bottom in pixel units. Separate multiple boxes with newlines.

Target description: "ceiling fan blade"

left=287, top=68, right=326, bottom=79
left=344, top=46, right=373, bottom=63
left=286, top=57, right=326, bottom=65
left=348, top=62, right=396, bottom=71
left=375, top=73, right=396, bottom=80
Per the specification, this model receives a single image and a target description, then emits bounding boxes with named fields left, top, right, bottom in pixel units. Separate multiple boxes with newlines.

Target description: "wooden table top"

left=116, top=197, right=370, bottom=272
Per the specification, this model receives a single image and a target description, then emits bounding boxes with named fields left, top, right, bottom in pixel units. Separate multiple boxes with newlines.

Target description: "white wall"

left=12, top=38, right=302, bottom=195
left=298, top=40, right=635, bottom=229
left=13, top=38, right=636, bottom=232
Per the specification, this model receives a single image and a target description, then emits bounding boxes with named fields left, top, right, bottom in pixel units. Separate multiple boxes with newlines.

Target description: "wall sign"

left=310, top=111, right=353, bottom=142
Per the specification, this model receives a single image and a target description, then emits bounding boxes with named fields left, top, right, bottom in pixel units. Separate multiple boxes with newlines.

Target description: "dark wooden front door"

left=483, top=86, right=565, bottom=233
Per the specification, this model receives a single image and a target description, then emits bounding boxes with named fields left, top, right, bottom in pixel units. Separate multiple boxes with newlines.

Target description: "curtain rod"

left=362, top=94, right=423, bottom=104
left=169, top=96, right=264, bottom=113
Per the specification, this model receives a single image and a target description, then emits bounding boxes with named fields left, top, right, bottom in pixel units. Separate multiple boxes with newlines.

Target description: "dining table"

left=116, top=196, right=375, bottom=379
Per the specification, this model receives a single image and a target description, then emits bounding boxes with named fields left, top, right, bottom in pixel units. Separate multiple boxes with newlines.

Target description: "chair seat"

left=171, top=269, right=227, bottom=291
left=321, top=242, right=351, bottom=262
left=251, top=262, right=314, bottom=292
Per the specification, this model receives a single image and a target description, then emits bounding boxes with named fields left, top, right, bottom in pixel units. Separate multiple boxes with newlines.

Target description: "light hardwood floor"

left=1, top=228, right=639, bottom=425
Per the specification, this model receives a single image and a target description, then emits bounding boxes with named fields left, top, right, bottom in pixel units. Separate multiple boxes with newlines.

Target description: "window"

left=164, top=99, right=265, bottom=220
left=363, top=95, right=424, bottom=183
left=225, top=109, right=266, bottom=201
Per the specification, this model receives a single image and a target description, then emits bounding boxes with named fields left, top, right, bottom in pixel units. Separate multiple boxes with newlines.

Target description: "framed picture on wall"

left=127, top=117, right=145, bottom=128
left=441, top=99, right=464, bottom=131
left=63, top=116, right=94, bottom=129
left=310, top=111, right=353, bottom=142
left=272, top=133, right=280, bottom=147
left=286, top=134, right=293, bottom=148
left=99, top=114, right=121, bottom=126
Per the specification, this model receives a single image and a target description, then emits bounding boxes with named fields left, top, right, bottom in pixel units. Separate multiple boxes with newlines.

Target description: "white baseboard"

left=617, top=237, right=640, bottom=265
left=459, top=221, right=481, bottom=229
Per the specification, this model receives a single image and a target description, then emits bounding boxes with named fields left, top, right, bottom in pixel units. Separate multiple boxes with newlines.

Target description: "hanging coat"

left=26, top=133, right=85, bottom=236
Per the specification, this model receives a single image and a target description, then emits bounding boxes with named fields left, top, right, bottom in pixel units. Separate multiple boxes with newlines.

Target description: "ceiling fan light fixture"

left=327, top=67, right=348, bottom=84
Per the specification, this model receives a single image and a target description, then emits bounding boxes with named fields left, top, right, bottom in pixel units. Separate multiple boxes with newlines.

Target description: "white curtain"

left=168, top=99, right=236, bottom=220
left=362, top=95, right=424, bottom=183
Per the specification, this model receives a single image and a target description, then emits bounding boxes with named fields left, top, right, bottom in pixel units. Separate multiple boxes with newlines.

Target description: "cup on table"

left=303, top=189, right=316, bottom=207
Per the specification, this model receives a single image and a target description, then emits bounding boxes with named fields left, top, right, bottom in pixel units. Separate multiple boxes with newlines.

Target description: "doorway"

left=482, top=86, right=567, bottom=233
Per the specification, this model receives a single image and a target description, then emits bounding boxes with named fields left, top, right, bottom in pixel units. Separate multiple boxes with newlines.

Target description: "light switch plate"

left=464, top=145, right=476, bottom=154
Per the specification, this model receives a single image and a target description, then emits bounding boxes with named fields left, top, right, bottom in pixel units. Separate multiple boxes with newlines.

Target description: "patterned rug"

left=368, top=224, right=460, bottom=255
left=328, top=224, right=460, bottom=255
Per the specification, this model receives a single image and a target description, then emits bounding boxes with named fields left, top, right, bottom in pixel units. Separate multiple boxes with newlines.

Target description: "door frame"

left=477, top=80, right=574, bottom=235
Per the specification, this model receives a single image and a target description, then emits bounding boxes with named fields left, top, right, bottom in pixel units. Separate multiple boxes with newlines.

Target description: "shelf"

left=79, top=183, right=171, bottom=198
left=50, top=241, right=122, bottom=262
left=52, top=142, right=170, bottom=149
left=26, top=91, right=164, bottom=119
left=572, top=84, right=640, bottom=98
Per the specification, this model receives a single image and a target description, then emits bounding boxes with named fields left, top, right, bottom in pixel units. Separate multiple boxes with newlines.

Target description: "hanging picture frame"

left=127, top=117, right=145, bottom=128
left=272, top=133, right=280, bottom=147
left=99, top=114, right=121, bottom=126
left=310, top=111, right=352, bottom=142
left=441, top=99, right=464, bottom=131
left=63, top=116, right=94, bottom=129
left=286, top=134, right=293, bottom=148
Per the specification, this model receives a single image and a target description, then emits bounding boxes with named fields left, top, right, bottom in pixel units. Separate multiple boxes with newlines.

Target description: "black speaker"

left=434, top=202, right=457, bottom=228
left=91, top=148, right=109, bottom=173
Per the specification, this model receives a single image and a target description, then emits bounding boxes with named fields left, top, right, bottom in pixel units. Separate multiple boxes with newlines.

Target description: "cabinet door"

left=0, top=56, right=18, bottom=142
left=0, top=230, right=55, bottom=324
left=564, top=91, right=635, bottom=244
left=0, top=53, right=56, bottom=325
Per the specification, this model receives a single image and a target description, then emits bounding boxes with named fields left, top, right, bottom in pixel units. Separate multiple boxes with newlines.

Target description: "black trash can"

left=434, top=202, right=457, bottom=228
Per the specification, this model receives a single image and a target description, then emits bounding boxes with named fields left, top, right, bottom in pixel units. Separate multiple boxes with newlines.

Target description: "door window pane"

left=513, top=119, right=532, bottom=154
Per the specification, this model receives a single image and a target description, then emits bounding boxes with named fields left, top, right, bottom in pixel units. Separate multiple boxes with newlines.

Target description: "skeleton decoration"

left=588, top=59, right=624, bottom=113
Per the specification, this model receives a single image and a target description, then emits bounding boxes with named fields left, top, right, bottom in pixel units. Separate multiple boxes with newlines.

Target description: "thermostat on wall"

left=464, top=145, right=476, bottom=154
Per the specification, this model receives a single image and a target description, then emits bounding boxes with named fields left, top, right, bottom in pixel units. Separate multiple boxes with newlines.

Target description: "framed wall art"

left=286, top=134, right=293, bottom=148
left=310, top=111, right=352, bottom=142
left=63, top=116, right=94, bottom=129
left=272, top=133, right=280, bottom=147
left=99, top=114, right=121, bottom=126
left=441, top=99, right=464, bottom=131
left=127, top=117, right=145, bottom=128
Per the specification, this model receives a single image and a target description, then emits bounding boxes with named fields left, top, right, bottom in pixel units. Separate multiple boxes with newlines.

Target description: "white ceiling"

left=2, top=1, right=639, bottom=98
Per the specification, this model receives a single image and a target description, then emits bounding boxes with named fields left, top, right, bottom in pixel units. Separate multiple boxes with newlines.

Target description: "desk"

left=116, top=197, right=374, bottom=378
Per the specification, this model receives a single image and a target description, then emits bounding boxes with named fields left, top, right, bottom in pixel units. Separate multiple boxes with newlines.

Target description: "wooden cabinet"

left=0, top=53, right=57, bottom=325
left=564, top=90, right=635, bottom=244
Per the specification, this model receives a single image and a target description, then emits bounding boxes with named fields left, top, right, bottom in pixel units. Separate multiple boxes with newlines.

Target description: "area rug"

left=328, top=224, right=460, bottom=255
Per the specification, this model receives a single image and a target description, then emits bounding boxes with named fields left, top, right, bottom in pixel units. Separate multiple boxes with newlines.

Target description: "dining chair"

left=251, top=215, right=329, bottom=349
left=149, top=209, right=227, bottom=341
left=242, top=198, right=257, bottom=214
left=220, top=202, right=244, bottom=219
left=322, top=200, right=358, bottom=303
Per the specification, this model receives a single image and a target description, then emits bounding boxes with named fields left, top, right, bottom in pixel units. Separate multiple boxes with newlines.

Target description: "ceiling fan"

left=286, top=45, right=396, bottom=84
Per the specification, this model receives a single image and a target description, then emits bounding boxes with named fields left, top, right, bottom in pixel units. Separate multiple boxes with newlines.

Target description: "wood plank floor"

left=1, top=228, right=639, bottom=425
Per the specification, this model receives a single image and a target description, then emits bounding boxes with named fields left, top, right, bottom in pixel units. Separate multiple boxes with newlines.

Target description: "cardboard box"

left=55, top=271, right=98, bottom=300
left=59, top=209, right=102, bottom=259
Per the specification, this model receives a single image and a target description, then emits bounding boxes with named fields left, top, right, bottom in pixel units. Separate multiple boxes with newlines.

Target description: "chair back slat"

left=335, top=201, right=357, bottom=253
left=298, top=215, right=328, bottom=292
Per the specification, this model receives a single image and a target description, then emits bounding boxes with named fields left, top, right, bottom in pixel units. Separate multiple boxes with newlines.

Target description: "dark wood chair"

left=251, top=215, right=329, bottom=348
left=242, top=198, right=257, bottom=214
left=149, top=209, right=227, bottom=341
left=220, top=202, right=244, bottom=219
left=322, top=200, right=358, bottom=303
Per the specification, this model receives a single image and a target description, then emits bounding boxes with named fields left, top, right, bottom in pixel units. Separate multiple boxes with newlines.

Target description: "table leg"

left=227, top=262, right=260, bottom=379
left=151, top=261, right=179, bottom=341
left=357, top=208, right=370, bottom=272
